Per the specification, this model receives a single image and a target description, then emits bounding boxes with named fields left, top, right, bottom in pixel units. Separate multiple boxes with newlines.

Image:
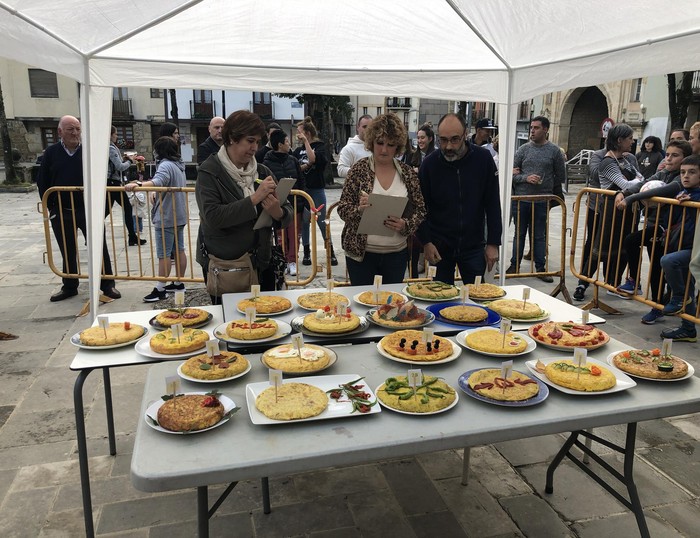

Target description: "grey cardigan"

left=195, top=155, right=292, bottom=270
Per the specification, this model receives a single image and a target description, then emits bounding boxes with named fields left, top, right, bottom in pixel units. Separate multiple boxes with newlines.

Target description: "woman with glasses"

left=337, top=113, right=426, bottom=285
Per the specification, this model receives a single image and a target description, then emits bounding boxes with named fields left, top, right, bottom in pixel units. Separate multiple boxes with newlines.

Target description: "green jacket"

left=195, top=155, right=292, bottom=270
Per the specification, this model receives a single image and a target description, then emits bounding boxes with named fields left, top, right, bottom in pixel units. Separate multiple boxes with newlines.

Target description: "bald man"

left=197, top=116, right=225, bottom=164
left=37, top=115, right=120, bottom=302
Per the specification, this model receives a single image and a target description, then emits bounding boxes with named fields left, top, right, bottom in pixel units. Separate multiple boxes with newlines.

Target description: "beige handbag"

left=206, top=252, right=259, bottom=297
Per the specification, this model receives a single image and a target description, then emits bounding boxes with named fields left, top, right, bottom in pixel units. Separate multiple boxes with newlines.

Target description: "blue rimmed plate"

left=426, top=302, right=501, bottom=328
left=458, top=368, right=549, bottom=407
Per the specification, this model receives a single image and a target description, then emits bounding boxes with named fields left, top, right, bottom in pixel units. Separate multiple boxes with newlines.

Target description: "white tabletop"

left=130, top=335, right=699, bottom=493
left=69, top=306, right=224, bottom=371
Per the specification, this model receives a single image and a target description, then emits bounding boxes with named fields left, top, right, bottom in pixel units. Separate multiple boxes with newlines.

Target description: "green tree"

left=276, top=94, right=353, bottom=184
left=0, top=77, right=18, bottom=184
left=667, top=72, right=694, bottom=130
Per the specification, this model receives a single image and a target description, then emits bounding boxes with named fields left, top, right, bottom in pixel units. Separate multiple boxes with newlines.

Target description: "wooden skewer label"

left=269, top=369, right=282, bottom=387
left=474, top=275, right=482, bottom=286
left=427, top=266, right=436, bottom=279
left=206, top=339, right=219, bottom=357
left=98, top=315, right=109, bottom=338
left=662, top=338, right=672, bottom=356
left=326, top=279, right=334, bottom=292
left=500, top=360, right=513, bottom=380
left=408, top=368, right=422, bottom=391
left=422, top=327, right=434, bottom=344
left=174, top=290, right=185, bottom=306
left=165, top=375, right=180, bottom=397
left=461, top=285, right=469, bottom=304
left=250, top=284, right=260, bottom=298
left=581, top=309, right=590, bottom=324
left=574, top=347, right=587, bottom=368
left=171, top=323, right=184, bottom=342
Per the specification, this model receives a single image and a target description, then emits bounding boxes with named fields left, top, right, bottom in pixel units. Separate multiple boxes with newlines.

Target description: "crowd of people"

left=38, top=110, right=700, bottom=342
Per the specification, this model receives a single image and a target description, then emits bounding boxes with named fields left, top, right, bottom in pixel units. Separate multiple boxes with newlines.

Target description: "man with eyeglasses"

left=416, top=113, right=501, bottom=284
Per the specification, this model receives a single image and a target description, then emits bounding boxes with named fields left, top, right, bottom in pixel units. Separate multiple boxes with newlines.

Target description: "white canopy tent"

left=2, top=0, right=700, bottom=319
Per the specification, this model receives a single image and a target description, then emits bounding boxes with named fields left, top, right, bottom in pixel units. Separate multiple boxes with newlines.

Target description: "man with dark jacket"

left=417, top=113, right=502, bottom=284
left=37, top=115, right=120, bottom=302
left=197, top=116, right=224, bottom=165
left=263, top=130, right=306, bottom=276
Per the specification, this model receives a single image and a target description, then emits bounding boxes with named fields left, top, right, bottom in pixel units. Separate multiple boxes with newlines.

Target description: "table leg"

left=545, top=431, right=579, bottom=494
left=262, top=477, right=271, bottom=514
left=197, top=486, right=209, bottom=538
left=102, top=367, right=116, bottom=456
left=461, top=447, right=471, bottom=485
left=623, top=424, right=649, bottom=538
left=74, top=369, right=95, bottom=538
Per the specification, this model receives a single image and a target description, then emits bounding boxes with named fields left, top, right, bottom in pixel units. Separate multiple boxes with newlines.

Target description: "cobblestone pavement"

left=0, top=183, right=698, bottom=537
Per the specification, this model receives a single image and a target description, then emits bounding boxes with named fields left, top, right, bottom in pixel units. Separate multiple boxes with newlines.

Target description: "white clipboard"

left=253, top=177, right=297, bottom=230
left=356, top=193, right=408, bottom=236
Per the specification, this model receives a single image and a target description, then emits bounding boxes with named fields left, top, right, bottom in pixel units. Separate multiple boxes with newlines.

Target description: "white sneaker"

left=288, top=262, right=297, bottom=276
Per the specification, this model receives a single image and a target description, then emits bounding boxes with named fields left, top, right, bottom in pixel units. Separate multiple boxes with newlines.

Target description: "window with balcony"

left=28, top=69, right=59, bottom=98
left=112, top=88, right=133, bottom=119
left=150, top=88, right=164, bottom=98
left=631, top=78, right=643, bottom=102
left=252, top=92, right=272, bottom=119
left=191, top=90, right=214, bottom=119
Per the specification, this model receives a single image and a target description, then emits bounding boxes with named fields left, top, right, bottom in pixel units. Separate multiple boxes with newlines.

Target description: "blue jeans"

left=510, top=200, right=547, bottom=270
left=302, top=188, right=327, bottom=246
left=432, top=241, right=486, bottom=285
left=154, top=224, right=185, bottom=259
left=346, top=249, right=409, bottom=286
left=661, top=249, right=696, bottom=330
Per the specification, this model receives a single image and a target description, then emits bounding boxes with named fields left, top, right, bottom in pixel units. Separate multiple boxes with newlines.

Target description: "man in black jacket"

left=37, top=115, right=120, bottom=302
left=417, top=113, right=502, bottom=284
left=197, top=116, right=224, bottom=165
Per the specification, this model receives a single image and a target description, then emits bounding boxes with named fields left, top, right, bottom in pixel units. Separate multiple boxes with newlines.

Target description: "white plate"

left=134, top=331, right=211, bottom=360
left=402, top=285, right=460, bottom=302
left=70, top=326, right=148, bottom=350
left=296, top=292, right=352, bottom=311
left=604, top=351, right=695, bottom=382
left=374, top=383, right=460, bottom=415
left=353, top=291, right=408, bottom=307
left=177, top=360, right=252, bottom=384
left=376, top=338, right=462, bottom=365
left=524, top=357, right=636, bottom=395
left=212, top=320, right=292, bottom=344
left=144, top=392, right=237, bottom=434
left=456, top=328, right=537, bottom=357
left=246, top=374, right=381, bottom=424
left=260, top=345, right=338, bottom=375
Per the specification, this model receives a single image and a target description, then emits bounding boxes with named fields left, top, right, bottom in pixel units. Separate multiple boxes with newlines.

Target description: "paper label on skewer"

left=522, top=288, right=530, bottom=301
left=474, top=275, right=482, bottom=286
left=269, top=369, right=282, bottom=388
left=336, top=303, right=348, bottom=317
left=500, top=318, right=512, bottom=335
left=500, top=360, right=513, bottom=380
left=165, top=375, right=180, bottom=395
left=326, top=279, right=334, bottom=292
left=574, top=348, right=587, bottom=368
left=427, top=266, right=436, bottom=279
left=373, top=275, right=383, bottom=288
left=291, top=333, right=304, bottom=353
left=250, top=284, right=260, bottom=298
left=97, top=316, right=109, bottom=330
left=407, top=369, right=423, bottom=390
left=661, top=338, right=672, bottom=356
left=581, top=309, right=590, bottom=324
left=461, top=285, right=469, bottom=303
left=206, top=340, right=219, bottom=357
left=171, top=323, right=184, bottom=340
left=422, top=327, right=434, bottom=344
left=174, top=290, right=185, bottom=305
left=245, top=306, right=256, bottom=324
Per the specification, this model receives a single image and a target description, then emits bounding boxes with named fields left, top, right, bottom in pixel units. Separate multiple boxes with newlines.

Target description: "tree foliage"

left=667, top=72, right=694, bottom=130
left=0, top=78, right=19, bottom=183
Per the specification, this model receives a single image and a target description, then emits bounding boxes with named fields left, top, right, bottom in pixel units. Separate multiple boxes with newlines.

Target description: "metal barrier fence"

left=39, top=186, right=323, bottom=287
left=501, top=194, right=571, bottom=302
left=570, top=187, right=700, bottom=325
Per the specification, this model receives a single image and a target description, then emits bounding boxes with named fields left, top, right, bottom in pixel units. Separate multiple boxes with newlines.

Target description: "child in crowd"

left=659, top=155, right=700, bottom=342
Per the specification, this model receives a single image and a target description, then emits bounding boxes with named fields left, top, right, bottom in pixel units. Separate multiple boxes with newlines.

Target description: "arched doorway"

left=560, top=87, right=609, bottom=159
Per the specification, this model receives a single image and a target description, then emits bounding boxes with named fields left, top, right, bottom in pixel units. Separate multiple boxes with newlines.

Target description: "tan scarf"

left=218, top=145, right=257, bottom=197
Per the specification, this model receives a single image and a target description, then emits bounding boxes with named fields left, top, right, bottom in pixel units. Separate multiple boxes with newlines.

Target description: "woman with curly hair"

left=337, top=113, right=426, bottom=285
left=635, top=135, right=664, bottom=179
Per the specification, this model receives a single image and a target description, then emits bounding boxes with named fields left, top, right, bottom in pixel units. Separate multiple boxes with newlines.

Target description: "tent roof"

left=3, top=0, right=700, bottom=103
